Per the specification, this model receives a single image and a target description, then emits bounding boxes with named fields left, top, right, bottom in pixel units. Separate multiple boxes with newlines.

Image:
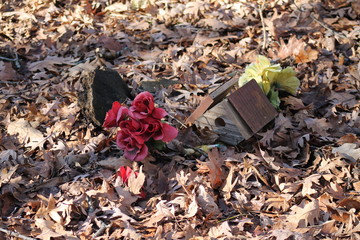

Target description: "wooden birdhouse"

left=185, top=78, right=278, bottom=145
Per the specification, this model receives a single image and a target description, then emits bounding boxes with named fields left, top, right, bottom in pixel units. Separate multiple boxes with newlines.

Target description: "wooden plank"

left=209, top=77, right=238, bottom=103
left=185, top=77, right=239, bottom=125
left=222, top=99, right=253, bottom=139
left=185, top=95, right=214, bottom=125
left=228, top=80, right=278, bottom=133
left=195, top=100, right=244, bottom=145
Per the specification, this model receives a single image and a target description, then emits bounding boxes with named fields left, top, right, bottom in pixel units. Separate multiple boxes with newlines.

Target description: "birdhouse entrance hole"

left=215, top=117, right=226, bottom=127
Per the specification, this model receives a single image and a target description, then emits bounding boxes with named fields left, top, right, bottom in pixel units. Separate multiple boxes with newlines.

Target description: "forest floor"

left=0, top=0, right=360, bottom=239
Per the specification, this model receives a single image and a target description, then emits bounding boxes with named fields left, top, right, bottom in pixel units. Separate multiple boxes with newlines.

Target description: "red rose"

left=142, top=117, right=178, bottom=142
left=119, top=119, right=149, bottom=140
left=103, top=101, right=128, bottom=128
left=116, top=129, right=148, bottom=161
left=129, top=92, right=155, bottom=119
left=152, top=107, right=168, bottom=119
left=161, top=122, right=178, bottom=142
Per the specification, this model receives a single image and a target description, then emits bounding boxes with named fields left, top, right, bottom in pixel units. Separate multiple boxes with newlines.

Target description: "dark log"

left=78, top=67, right=131, bottom=126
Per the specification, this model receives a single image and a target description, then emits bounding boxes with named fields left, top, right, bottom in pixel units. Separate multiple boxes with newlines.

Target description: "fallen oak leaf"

left=7, top=118, right=46, bottom=150
left=302, top=174, right=321, bottom=197
left=221, top=166, right=238, bottom=200
left=144, top=200, right=175, bottom=227
left=337, top=197, right=360, bottom=212
left=183, top=195, right=199, bottom=218
left=197, top=185, right=221, bottom=217
left=332, top=143, right=360, bottom=162
left=197, top=148, right=224, bottom=189
left=287, top=199, right=321, bottom=229
left=119, top=166, right=146, bottom=198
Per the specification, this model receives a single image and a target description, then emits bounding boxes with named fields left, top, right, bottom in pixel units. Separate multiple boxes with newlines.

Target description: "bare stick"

left=92, top=221, right=109, bottom=239
left=0, top=56, right=17, bottom=62
left=0, top=227, right=38, bottom=240
left=258, top=1, right=267, bottom=50
left=292, top=0, right=347, bottom=39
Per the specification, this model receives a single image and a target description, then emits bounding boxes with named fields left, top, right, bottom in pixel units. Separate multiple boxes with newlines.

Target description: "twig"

left=0, top=227, right=38, bottom=240
left=0, top=53, right=20, bottom=69
left=292, top=0, right=347, bottom=39
left=92, top=221, right=109, bottom=239
left=169, top=113, right=187, bottom=129
left=216, top=213, right=248, bottom=223
left=0, top=81, right=19, bottom=84
left=258, top=1, right=267, bottom=50
left=0, top=56, right=17, bottom=62
left=309, top=13, right=347, bottom=39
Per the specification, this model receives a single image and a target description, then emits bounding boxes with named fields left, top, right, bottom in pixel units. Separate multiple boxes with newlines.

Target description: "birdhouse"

left=185, top=78, right=278, bottom=145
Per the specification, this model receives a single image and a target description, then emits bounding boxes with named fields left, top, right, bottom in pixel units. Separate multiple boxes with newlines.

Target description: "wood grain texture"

left=228, top=80, right=278, bottom=133
left=185, top=95, right=214, bottom=125
left=222, top=99, right=253, bottom=139
left=195, top=100, right=244, bottom=145
left=209, top=77, right=238, bottom=103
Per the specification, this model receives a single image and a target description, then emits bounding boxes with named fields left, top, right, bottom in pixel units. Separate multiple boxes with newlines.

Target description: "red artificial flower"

left=117, top=166, right=134, bottom=185
left=152, top=107, right=168, bottom=119
left=117, top=166, right=146, bottom=198
left=116, top=129, right=149, bottom=161
left=119, top=119, right=149, bottom=140
left=103, top=101, right=128, bottom=128
left=142, top=117, right=178, bottom=142
left=129, top=92, right=155, bottom=119
left=161, top=122, right=178, bottom=142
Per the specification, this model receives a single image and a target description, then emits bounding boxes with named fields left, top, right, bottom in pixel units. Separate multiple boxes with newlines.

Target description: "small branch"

left=309, top=13, right=347, bottom=39
left=0, top=227, right=38, bottom=240
left=292, top=0, right=347, bottom=39
left=0, top=53, right=20, bottom=69
left=216, top=213, right=248, bottom=223
left=92, top=221, right=109, bottom=239
left=258, top=1, right=267, bottom=50
left=0, top=56, right=17, bottom=62
left=0, top=81, right=19, bottom=84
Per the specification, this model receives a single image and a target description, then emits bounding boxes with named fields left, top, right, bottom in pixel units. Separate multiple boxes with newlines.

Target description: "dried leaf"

left=197, top=185, right=221, bottom=217
left=198, top=148, right=224, bottom=189
left=208, top=221, right=232, bottom=238
left=302, top=174, right=321, bottom=197
left=332, top=143, right=360, bottom=162
left=221, top=166, right=238, bottom=200
left=7, top=118, right=45, bottom=150
left=128, top=166, right=145, bottom=195
left=287, top=199, right=321, bottom=228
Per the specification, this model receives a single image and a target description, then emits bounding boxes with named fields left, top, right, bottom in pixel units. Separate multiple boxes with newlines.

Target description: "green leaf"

left=268, top=87, right=281, bottom=109
left=147, top=139, right=166, bottom=151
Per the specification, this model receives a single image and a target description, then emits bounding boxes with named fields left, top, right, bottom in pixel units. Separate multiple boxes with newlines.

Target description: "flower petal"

left=161, top=123, right=178, bottom=142
left=152, top=107, right=168, bottom=119
left=124, top=144, right=148, bottom=161
left=103, top=101, right=122, bottom=128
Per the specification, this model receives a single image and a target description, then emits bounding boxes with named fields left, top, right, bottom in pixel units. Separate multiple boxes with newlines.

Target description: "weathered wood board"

left=185, top=77, right=238, bottom=126
left=189, top=79, right=278, bottom=145
left=228, top=80, right=278, bottom=134
left=195, top=100, right=245, bottom=145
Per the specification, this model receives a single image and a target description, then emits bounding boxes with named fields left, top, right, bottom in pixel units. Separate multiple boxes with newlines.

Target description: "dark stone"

left=78, top=67, right=131, bottom=126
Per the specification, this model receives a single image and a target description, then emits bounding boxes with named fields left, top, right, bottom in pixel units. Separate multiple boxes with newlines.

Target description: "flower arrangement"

left=103, top=92, right=178, bottom=161
left=238, top=55, right=300, bottom=108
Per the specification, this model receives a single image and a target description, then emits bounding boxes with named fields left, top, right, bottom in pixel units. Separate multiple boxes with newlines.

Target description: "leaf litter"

left=0, top=0, right=360, bottom=239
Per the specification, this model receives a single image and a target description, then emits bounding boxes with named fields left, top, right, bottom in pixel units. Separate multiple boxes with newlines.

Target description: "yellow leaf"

left=268, top=67, right=300, bottom=95
left=239, top=55, right=281, bottom=94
